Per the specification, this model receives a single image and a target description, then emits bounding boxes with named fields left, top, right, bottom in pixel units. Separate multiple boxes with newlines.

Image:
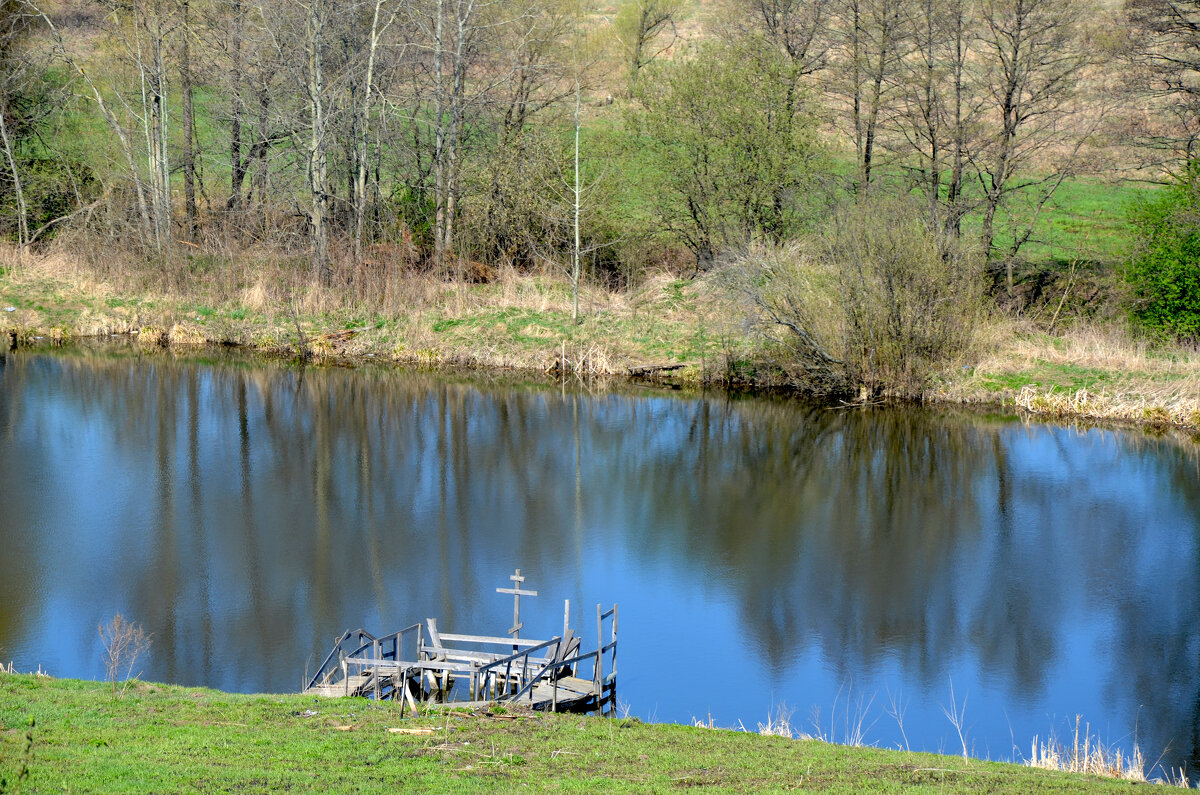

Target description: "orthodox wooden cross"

left=496, top=568, right=537, bottom=640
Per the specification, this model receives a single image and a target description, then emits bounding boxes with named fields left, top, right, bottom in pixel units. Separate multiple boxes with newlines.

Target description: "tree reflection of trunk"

left=309, top=367, right=334, bottom=642
left=358, top=382, right=388, bottom=627
left=187, top=366, right=215, bottom=685
left=238, top=374, right=269, bottom=683
left=437, top=385, right=452, bottom=623
left=153, top=362, right=179, bottom=684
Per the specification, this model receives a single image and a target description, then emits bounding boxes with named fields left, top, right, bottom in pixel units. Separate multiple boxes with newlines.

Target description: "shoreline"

left=3, top=268, right=1198, bottom=435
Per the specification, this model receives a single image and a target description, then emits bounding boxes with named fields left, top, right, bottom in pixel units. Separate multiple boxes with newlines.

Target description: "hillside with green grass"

left=0, top=674, right=1156, bottom=793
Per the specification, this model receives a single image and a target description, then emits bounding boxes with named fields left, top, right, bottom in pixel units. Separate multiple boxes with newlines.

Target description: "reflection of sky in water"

left=1, top=346, right=1199, bottom=775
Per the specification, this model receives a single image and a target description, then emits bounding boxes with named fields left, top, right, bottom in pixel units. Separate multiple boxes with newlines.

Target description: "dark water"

left=2, top=345, right=1199, bottom=775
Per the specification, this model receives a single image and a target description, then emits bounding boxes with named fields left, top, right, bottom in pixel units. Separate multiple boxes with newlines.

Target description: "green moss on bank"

left=0, top=674, right=1147, bottom=793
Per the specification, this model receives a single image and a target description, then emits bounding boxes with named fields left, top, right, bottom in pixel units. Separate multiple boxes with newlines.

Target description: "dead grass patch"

left=948, top=319, right=1200, bottom=429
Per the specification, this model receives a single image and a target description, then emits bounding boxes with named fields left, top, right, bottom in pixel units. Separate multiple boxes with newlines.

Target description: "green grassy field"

left=0, top=674, right=1153, bottom=793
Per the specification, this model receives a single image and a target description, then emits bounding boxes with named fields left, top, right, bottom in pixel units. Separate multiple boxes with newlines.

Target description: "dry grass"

left=983, top=319, right=1200, bottom=377
left=944, top=318, right=1200, bottom=429
left=754, top=705, right=798, bottom=739
left=1022, top=718, right=1190, bottom=785
left=0, top=243, right=736, bottom=379
left=1012, top=385, right=1200, bottom=428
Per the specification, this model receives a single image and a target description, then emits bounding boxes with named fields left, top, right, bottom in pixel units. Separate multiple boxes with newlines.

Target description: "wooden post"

left=403, top=672, right=419, bottom=716
left=373, top=639, right=382, bottom=700
left=610, top=604, right=618, bottom=681
left=496, top=568, right=538, bottom=648
left=595, top=603, right=602, bottom=695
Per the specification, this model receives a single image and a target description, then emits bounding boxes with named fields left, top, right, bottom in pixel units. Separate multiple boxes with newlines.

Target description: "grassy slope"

left=0, top=674, right=1146, bottom=793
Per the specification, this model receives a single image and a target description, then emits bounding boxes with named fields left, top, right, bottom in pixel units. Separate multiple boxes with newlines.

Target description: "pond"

left=1, top=344, right=1198, bottom=776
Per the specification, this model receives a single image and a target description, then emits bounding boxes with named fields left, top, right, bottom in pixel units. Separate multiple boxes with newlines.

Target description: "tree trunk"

left=432, top=0, right=447, bottom=270
left=136, top=6, right=172, bottom=258
left=228, top=0, right=245, bottom=215
left=306, top=0, right=331, bottom=285
left=945, top=0, right=967, bottom=242
left=0, top=95, right=28, bottom=248
left=353, top=0, right=388, bottom=267
left=572, top=76, right=581, bottom=325
left=252, top=79, right=269, bottom=216
left=180, top=0, right=197, bottom=242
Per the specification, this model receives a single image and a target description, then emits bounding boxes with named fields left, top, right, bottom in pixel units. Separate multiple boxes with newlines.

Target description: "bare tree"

left=126, top=0, right=177, bottom=257
left=24, top=1, right=159, bottom=253
left=0, top=0, right=32, bottom=248
left=1126, top=0, right=1200, bottom=167
left=255, top=0, right=335, bottom=282
left=614, top=0, right=682, bottom=95
left=228, top=0, right=246, bottom=214
left=179, top=0, right=198, bottom=241
left=724, top=0, right=832, bottom=76
left=974, top=0, right=1093, bottom=291
left=829, top=0, right=910, bottom=195
left=890, top=0, right=984, bottom=243
left=305, top=0, right=332, bottom=283
left=351, top=0, right=402, bottom=265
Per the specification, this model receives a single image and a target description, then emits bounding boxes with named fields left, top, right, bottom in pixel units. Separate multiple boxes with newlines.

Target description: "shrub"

left=1126, top=166, right=1200, bottom=344
left=727, top=197, right=983, bottom=397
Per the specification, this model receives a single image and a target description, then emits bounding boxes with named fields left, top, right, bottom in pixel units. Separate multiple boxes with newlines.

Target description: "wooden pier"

left=303, top=570, right=618, bottom=715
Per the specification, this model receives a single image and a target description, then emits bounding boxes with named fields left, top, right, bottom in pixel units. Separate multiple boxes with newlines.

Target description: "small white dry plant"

left=806, top=681, right=878, bottom=747
left=99, top=614, right=151, bottom=697
left=757, top=703, right=797, bottom=739
left=942, top=679, right=970, bottom=761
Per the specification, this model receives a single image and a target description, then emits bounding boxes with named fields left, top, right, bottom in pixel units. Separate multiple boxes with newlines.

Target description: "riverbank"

left=0, top=673, right=1154, bottom=792
left=2, top=257, right=1198, bottom=432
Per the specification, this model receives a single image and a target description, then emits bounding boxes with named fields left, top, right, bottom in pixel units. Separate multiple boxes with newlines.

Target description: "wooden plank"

left=303, top=673, right=374, bottom=698
left=437, top=632, right=548, bottom=648
left=426, top=618, right=445, bottom=654
left=556, top=676, right=596, bottom=694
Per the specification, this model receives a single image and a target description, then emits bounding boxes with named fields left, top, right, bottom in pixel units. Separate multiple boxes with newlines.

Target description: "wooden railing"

left=476, top=636, right=564, bottom=701
left=307, top=628, right=376, bottom=691
left=596, top=605, right=618, bottom=714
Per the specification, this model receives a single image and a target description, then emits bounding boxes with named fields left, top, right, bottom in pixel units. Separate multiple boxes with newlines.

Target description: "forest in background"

left=1, top=0, right=1199, bottom=399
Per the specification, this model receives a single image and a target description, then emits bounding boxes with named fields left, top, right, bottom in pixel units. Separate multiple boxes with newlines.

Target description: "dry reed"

left=1027, top=717, right=1147, bottom=782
